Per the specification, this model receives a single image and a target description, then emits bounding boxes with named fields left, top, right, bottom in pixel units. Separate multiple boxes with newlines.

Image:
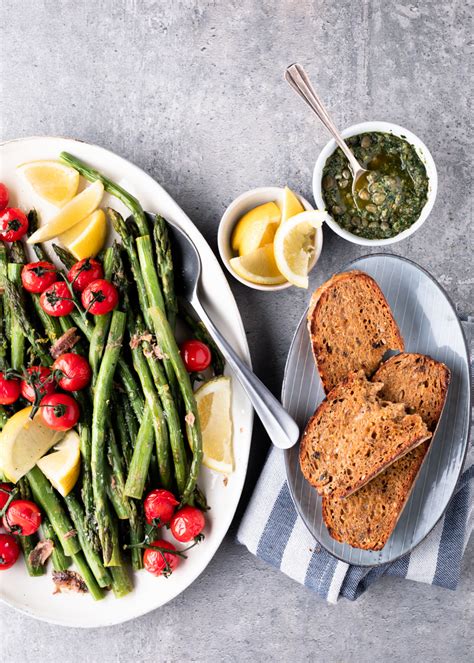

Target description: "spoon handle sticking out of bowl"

left=188, top=296, right=300, bottom=450
left=285, top=63, right=365, bottom=183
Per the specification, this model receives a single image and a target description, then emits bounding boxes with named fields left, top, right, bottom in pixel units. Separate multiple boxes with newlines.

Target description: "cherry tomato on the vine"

left=40, top=393, right=80, bottom=431
left=0, top=483, right=13, bottom=511
left=0, top=207, right=28, bottom=242
left=0, top=183, right=9, bottom=211
left=20, top=366, right=56, bottom=403
left=0, top=372, right=21, bottom=405
left=144, top=489, right=179, bottom=526
left=3, top=499, right=42, bottom=536
left=21, top=261, right=58, bottom=293
left=81, top=279, right=118, bottom=315
left=179, top=340, right=212, bottom=373
left=143, top=539, right=180, bottom=577
left=40, top=281, right=75, bottom=317
left=52, top=353, right=91, bottom=392
left=68, top=258, right=104, bottom=292
left=0, top=533, right=20, bottom=570
left=170, top=506, right=205, bottom=543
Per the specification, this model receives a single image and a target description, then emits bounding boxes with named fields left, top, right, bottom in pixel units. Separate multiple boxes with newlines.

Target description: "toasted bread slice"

left=299, top=370, right=431, bottom=498
left=374, top=353, right=450, bottom=431
left=322, top=354, right=450, bottom=550
left=307, top=271, right=404, bottom=393
left=322, top=443, right=429, bottom=550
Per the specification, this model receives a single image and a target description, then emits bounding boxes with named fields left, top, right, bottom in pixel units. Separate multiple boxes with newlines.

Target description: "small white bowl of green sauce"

left=313, top=121, right=438, bottom=246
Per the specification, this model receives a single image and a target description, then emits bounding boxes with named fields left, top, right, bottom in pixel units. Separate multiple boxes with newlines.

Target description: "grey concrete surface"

left=1, top=1, right=473, bottom=661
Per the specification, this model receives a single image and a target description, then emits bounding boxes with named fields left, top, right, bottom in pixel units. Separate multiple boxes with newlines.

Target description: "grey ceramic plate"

left=283, top=254, right=471, bottom=567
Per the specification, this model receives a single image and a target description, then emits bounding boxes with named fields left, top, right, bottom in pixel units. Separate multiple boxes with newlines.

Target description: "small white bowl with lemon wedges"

left=218, top=186, right=326, bottom=291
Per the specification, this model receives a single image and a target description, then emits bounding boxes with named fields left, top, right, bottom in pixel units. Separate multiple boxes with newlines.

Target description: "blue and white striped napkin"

left=237, top=319, right=473, bottom=603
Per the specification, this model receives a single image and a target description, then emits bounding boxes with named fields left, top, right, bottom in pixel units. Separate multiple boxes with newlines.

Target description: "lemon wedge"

left=273, top=210, right=327, bottom=288
left=17, top=160, right=80, bottom=208
left=27, top=180, right=104, bottom=244
left=195, top=377, right=233, bottom=474
left=36, top=430, right=80, bottom=497
left=0, top=407, right=63, bottom=483
left=231, top=202, right=281, bottom=256
left=58, top=208, right=107, bottom=260
left=279, top=186, right=304, bottom=223
left=229, top=244, right=286, bottom=286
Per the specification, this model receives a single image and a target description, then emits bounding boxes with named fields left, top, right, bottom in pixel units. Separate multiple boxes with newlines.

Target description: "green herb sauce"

left=322, top=132, right=429, bottom=239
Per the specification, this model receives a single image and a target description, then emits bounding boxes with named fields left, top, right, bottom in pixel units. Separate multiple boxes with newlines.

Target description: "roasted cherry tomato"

left=40, top=393, right=80, bottom=431
left=143, top=539, right=180, bottom=577
left=3, top=499, right=42, bottom=536
left=0, top=483, right=13, bottom=511
left=20, top=366, right=56, bottom=403
left=179, top=340, right=212, bottom=372
left=81, top=279, right=118, bottom=315
left=52, top=353, right=91, bottom=391
left=0, top=533, right=20, bottom=570
left=170, top=505, right=205, bottom=543
left=0, top=183, right=9, bottom=211
left=68, top=258, right=104, bottom=292
left=21, top=261, right=58, bottom=293
left=40, top=281, right=75, bottom=317
left=144, top=489, right=179, bottom=526
left=0, top=207, right=28, bottom=242
left=0, top=372, right=21, bottom=405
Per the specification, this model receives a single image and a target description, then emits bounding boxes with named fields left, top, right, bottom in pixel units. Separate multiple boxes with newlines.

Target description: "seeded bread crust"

left=322, top=354, right=450, bottom=550
left=307, top=271, right=404, bottom=393
left=299, top=371, right=431, bottom=498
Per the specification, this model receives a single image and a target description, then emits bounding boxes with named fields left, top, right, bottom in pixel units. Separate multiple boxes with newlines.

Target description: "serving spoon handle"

left=189, top=294, right=300, bottom=450
left=285, top=63, right=365, bottom=180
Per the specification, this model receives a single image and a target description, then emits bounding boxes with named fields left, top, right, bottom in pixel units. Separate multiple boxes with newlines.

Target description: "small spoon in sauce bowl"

left=285, top=63, right=368, bottom=209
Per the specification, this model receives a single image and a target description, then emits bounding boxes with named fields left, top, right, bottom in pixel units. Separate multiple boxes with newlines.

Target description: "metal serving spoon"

left=285, top=63, right=369, bottom=203
left=161, top=216, right=300, bottom=451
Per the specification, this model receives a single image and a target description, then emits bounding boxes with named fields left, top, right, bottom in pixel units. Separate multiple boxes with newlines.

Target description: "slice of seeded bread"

left=322, top=354, right=450, bottom=550
left=322, top=443, right=429, bottom=551
left=307, top=271, right=404, bottom=393
left=373, top=353, right=450, bottom=431
left=299, top=370, right=431, bottom=498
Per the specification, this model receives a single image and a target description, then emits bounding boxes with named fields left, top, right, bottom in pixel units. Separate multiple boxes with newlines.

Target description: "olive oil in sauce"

left=322, top=132, right=429, bottom=239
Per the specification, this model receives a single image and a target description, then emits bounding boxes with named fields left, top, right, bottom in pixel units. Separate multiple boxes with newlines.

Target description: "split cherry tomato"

left=3, top=499, right=42, bottom=536
left=0, top=533, right=20, bottom=570
left=68, top=258, right=104, bottom=292
left=21, top=261, right=58, bottom=293
left=0, top=372, right=21, bottom=405
left=40, top=393, right=80, bottom=431
left=0, top=483, right=13, bottom=511
left=0, top=207, right=28, bottom=242
left=144, top=489, right=179, bottom=526
left=180, top=340, right=212, bottom=372
left=143, top=539, right=180, bottom=577
left=0, top=183, right=9, bottom=211
left=20, top=366, right=56, bottom=403
left=40, top=281, right=75, bottom=317
left=52, top=353, right=91, bottom=391
left=81, top=279, right=118, bottom=315
left=170, top=506, right=205, bottom=543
